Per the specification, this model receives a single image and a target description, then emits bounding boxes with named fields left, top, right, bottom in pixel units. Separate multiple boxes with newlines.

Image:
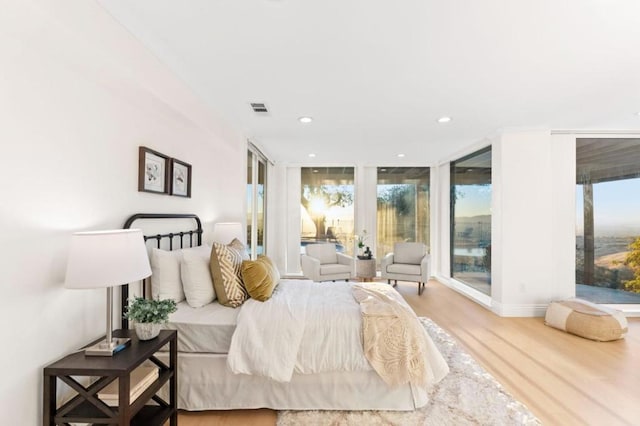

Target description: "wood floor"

left=177, top=279, right=640, bottom=426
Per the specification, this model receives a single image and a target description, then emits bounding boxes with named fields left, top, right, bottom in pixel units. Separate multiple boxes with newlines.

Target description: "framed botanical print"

left=170, top=158, right=192, bottom=197
left=138, top=146, right=169, bottom=194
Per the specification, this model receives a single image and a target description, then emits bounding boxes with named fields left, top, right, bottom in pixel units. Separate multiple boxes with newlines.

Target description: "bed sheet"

left=163, top=300, right=239, bottom=353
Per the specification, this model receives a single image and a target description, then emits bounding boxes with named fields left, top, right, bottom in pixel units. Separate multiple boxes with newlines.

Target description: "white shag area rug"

left=277, top=317, right=541, bottom=426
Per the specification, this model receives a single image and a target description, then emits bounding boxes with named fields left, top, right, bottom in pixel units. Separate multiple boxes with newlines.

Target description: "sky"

left=576, top=177, right=640, bottom=236
left=455, top=185, right=492, bottom=218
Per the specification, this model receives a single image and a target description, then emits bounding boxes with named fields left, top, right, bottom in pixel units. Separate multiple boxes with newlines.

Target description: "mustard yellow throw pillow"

left=241, top=256, right=280, bottom=302
left=210, top=238, right=249, bottom=307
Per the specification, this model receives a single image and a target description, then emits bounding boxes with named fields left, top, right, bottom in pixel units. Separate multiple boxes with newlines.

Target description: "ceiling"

left=577, top=138, right=640, bottom=184
left=98, top=0, right=640, bottom=165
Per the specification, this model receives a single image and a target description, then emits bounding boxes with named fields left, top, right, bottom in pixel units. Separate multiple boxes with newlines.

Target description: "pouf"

left=545, top=298, right=628, bottom=342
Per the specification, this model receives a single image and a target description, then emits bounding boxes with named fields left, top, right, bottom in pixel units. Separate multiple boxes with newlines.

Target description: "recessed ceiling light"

left=299, top=116, right=313, bottom=124
left=397, top=153, right=405, bottom=158
left=308, top=153, right=316, bottom=158
left=437, top=116, right=452, bottom=123
left=380, top=168, right=387, bottom=172
left=312, top=169, right=319, bottom=173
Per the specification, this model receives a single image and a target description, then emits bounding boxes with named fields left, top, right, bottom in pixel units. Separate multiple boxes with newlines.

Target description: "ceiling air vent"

left=250, top=102, right=269, bottom=114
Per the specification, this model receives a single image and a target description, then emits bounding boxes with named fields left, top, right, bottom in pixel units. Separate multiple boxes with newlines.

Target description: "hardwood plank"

left=177, top=279, right=640, bottom=426
left=401, top=280, right=640, bottom=426
left=176, top=409, right=276, bottom=426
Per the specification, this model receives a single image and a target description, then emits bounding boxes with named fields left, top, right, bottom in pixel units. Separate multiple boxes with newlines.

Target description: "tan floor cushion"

left=545, top=298, right=628, bottom=342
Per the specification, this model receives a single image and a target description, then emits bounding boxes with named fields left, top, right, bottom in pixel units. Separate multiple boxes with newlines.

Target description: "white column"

left=432, top=163, right=451, bottom=279
left=285, top=167, right=302, bottom=274
left=491, top=129, right=575, bottom=316
left=266, top=163, right=287, bottom=273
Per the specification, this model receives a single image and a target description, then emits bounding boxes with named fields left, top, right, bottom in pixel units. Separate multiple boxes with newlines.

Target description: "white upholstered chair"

left=301, top=243, right=353, bottom=282
left=380, top=242, right=430, bottom=295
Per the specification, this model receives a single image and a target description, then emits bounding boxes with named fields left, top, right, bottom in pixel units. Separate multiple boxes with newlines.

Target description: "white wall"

left=491, top=130, right=576, bottom=316
left=0, top=1, right=245, bottom=422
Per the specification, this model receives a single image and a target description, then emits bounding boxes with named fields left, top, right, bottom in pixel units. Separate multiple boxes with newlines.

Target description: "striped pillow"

left=210, top=239, right=249, bottom=307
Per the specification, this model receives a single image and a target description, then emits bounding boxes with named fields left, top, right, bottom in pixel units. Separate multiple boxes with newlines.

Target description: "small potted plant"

left=125, top=297, right=177, bottom=340
left=356, top=229, right=369, bottom=259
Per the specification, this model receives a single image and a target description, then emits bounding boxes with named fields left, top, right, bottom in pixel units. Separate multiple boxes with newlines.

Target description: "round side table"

left=356, top=258, right=376, bottom=282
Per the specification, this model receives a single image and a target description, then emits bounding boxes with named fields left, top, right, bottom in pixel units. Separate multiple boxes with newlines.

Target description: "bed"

left=121, top=213, right=446, bottom=411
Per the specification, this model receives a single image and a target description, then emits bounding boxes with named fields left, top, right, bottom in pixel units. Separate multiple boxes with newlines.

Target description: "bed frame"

left=121, top=213, right=203, bottom=329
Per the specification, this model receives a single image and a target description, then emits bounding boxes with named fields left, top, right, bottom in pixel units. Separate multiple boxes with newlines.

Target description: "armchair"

left=301, top=243, right=353, bottom=282
left=380, top=242, right=430, bottom=295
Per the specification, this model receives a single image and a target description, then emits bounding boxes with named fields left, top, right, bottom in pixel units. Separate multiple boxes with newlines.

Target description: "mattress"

left=162, top=300, right=240, bottom=353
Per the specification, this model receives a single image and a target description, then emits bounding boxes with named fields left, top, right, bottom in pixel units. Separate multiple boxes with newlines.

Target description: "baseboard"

left=605, top=305, right=640, bottom=317
left=434, top=275, right=492, bottom=309
left=490, top=300, right=547, bottom=317
left=434, top=275, right=547, bottom=317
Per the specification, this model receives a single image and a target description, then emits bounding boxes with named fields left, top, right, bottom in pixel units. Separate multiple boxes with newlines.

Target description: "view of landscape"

left=451, top=147, right=492, bottom=295
left=575, top=139, right=640, bottom=304
left=576, top=178, right=640, bottom=303
left=300, top=167, right=355, bottom=256
left=376, top=167, right=430, bottom=262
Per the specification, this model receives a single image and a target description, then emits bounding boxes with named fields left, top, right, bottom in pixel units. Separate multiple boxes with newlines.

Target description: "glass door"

left=450, top=147, right=492, bottom=295
left=246, top=146, right=267, bottom=259
left=576, top=138, right=640, bottom=304
left=300, top=167, right=354, bottom=256
left=376, top=167, right=430, bottom=262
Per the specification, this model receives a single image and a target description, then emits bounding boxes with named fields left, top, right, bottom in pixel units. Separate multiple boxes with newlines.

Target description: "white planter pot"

left=134, top=322, right=162, bottom=341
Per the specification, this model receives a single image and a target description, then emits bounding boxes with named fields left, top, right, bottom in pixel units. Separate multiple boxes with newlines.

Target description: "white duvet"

left=227, top=280, right=372, bottom=382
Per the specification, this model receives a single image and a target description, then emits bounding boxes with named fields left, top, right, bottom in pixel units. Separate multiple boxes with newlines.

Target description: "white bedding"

left=160, top=278, right=432, bottom=410
left=157, top=351, right=428, bottom=411
left=228, top=280, right=373, bottom=381
left=163, top=300, right=239, bottom=353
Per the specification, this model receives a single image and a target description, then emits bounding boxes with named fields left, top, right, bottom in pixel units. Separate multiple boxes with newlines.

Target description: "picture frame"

left=170, top=158, right=192, bottom=198
left=138, top=146, right=169, bottom=194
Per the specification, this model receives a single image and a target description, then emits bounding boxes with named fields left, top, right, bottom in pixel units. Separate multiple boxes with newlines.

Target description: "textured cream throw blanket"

left=352, top=283, right=449, bottom=387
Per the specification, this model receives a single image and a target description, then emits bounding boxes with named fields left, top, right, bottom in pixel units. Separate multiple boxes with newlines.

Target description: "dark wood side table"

left=43, top=329, right=177, bottom=426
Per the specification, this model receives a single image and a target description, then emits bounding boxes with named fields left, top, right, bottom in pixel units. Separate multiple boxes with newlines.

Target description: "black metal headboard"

left=121, top=213, right=203, bottom=328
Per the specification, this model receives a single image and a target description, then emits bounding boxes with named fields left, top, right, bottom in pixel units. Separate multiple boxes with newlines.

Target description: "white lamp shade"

left=64, top=229, right=152, bottom=289
left=212, top=222, right=244, bottom=244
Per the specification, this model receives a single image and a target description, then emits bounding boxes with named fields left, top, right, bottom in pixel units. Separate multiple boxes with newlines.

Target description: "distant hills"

left=576, top=224, right=640, bottom=237
left=455, top=215, right=491, bottom=224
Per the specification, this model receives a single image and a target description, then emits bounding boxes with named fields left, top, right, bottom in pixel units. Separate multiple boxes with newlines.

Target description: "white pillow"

left=150, top=245, right=210, bottom=303
left=181, top=248, right=216, bottom=308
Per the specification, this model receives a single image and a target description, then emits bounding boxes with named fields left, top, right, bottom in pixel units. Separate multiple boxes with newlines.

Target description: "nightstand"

left=43, top=329, right=177, bottom=426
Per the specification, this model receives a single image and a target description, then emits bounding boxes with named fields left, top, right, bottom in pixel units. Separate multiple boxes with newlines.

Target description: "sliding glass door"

left=450, top=147, right=492, bottom=295
left=576, top=138, right=640, bottom=304
left=300, top=167, right=354, bottom=256
left=376, top=167, right=430, bottom=260
left=247, top=147, right=267, bottom=259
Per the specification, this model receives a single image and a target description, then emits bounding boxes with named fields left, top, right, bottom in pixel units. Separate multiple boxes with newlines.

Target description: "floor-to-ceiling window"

left=247, top=144, right=267, bottom=259
left=376, top=167, right=430, bottom=261
left=300, top=167, right=354, bottom=256
left=576, top=138, right=640, bottom=304
left=450, top=147, right=492, bottom=295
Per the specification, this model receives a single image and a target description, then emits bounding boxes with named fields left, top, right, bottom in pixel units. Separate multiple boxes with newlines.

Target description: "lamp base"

left=84, top=337, right=131, bottom=356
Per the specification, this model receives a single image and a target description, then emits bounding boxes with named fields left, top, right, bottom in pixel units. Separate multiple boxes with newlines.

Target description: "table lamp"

left=64, top=229, right=151, bottom=356
left=212, top=222, right=244, bottom=244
